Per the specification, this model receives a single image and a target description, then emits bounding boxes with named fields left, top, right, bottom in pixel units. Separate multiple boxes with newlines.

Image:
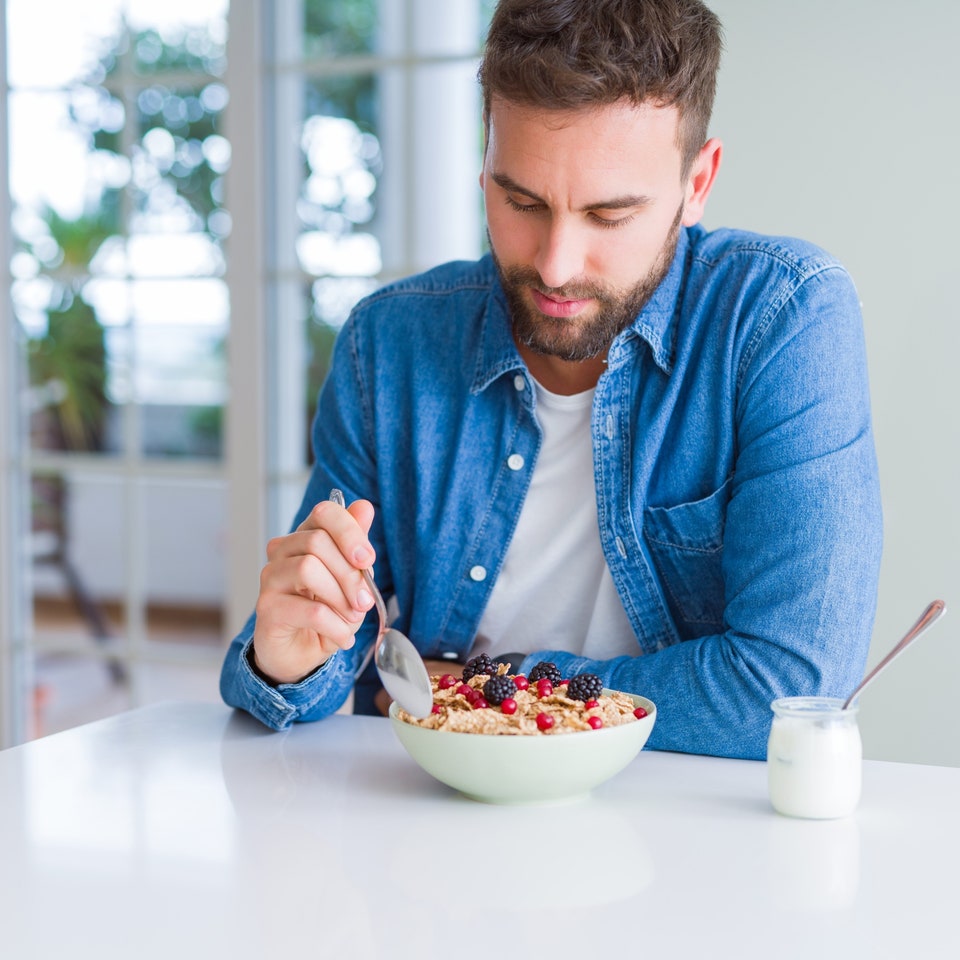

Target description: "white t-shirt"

left=472, top=380, right=638, bottom=662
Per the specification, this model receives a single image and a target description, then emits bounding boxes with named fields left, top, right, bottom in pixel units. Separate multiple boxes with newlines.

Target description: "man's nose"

left=533, top=218, right=585, bottom=290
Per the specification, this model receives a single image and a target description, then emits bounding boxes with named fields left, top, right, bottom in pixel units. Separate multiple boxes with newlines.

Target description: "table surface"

left=1, top=701, right=957, bottom=960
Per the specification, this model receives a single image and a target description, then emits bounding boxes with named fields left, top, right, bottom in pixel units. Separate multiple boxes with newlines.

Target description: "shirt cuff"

left=236, top=637, right=348, bottom=730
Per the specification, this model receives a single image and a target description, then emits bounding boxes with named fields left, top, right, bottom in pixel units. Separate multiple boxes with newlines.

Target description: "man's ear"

left=682, top=137, right=722, bottom=226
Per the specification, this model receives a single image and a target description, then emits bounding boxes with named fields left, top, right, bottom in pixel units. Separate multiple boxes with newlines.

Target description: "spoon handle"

left=843, top=599, right=946, bottom=709
left=328, top=488, right=387, bottom=691
left=359, top=567, right=390, bottom=634
left=328, top=488, right=389, bottom=631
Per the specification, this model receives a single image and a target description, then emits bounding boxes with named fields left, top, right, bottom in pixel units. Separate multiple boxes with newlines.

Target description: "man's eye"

left=505, top=196, right=541, bottom=213
left=589, top=212, right=635, bottom=230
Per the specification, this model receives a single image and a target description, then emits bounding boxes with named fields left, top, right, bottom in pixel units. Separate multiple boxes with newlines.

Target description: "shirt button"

left=513, top=375, right=525, bottom=391
left=469, top=565, right=487, bottom=582
left=507, top=453, right=524, bottom=471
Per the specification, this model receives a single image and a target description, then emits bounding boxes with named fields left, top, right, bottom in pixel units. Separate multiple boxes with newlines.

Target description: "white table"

left=1, top=701, right=957, bottom=960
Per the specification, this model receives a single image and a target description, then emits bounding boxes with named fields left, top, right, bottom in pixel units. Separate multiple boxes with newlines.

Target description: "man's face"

left=482, top=98, right=699, bottom=363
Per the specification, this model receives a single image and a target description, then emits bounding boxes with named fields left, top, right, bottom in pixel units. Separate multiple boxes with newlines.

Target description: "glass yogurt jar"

left=767, top=697, right=862, bottom=819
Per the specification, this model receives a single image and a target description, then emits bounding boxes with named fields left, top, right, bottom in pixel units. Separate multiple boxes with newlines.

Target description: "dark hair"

left=478, top=0, right=723, bottom=174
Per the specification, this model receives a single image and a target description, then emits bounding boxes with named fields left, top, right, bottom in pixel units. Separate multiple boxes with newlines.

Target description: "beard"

left=491, top=205, right=683, bottom=362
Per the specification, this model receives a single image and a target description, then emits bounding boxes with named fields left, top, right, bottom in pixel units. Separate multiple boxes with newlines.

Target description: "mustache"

left=499, top=265, right=611, bottom=303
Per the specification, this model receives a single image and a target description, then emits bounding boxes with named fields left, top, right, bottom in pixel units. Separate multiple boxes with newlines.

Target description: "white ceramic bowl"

left=389, top=691, right=656, bottom=804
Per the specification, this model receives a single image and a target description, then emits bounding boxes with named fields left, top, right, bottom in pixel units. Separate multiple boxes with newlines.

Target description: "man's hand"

left=251, top=498, right=377, bottom=684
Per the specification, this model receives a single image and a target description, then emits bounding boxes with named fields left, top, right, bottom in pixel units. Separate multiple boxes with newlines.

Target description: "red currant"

left=536, top=712, right=555, bottom=731
left=500, top=698, right=518, bottom=715
left=588, top=716, right=603, bottom=730
left=633, top=706, right=648, bottom=719
left=456, top=684, right=473, bottom=697
left=473, top=698, right=489, bottom=709
left=584, top=699, right=599, bottom=709
left=438, top=674, right=457, bottom=690
left=513, top=675, right=529, bottom=691
left=431, top=704, right=442, bottom=714
left=536, top=678, right=553, bottom=697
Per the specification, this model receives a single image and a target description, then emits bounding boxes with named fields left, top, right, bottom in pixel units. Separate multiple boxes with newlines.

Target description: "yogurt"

left=767, top=697, right=862, bottom=819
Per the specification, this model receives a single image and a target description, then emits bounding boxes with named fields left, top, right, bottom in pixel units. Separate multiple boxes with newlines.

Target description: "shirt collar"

left=610, top=225, right=689, bottom=377
left=472, top=227, right=690, bottom=392
left=471, top=260, right=526, bottom=394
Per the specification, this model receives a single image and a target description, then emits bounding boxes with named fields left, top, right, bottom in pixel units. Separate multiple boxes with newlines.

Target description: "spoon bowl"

left=329, top=489, right=433, bottom=718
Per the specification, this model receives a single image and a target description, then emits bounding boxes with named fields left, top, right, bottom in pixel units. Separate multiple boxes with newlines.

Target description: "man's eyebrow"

left=490, top=171, right=653, bottom=211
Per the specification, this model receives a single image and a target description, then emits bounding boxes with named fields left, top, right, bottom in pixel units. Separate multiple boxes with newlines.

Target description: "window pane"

left=125, top=0, right=228, bottom=76
left=5, top=0, right=123, bottom=88
left=132, top=83, right=230, bottom=237
left=299, top=76, right=382, bottom=278
left=31, top=469, right=129, bottom=686
left=18, top=286, right=116, bottom=456
left=141, top=477, right=226, bottom=646
left=132, top=320, right=226, bottom=456
left=304, top=0, right=378, bottom=58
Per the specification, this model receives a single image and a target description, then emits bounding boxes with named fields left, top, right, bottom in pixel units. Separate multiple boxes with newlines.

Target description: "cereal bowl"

left=388, top=691, right=656, bottom=804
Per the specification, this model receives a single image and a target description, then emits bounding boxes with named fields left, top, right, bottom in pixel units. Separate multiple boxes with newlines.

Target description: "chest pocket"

left=642, top=476, right=731, bottom=634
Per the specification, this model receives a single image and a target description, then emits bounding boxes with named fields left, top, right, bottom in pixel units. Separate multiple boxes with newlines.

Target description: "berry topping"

left=482, top=674, right=518, bottom=706
left=588, top=716, right=604, bottom=730
left=431, top=704, right=442, bottom=714
left=528, top=661, right=562, bottom=685
left=462, top=654, right=498, bottom=681
left=438, top=674, right=458, bottom=690
left=500, top=698, right=518, bottom=715
left=633, top=706, right=648, bottom=719
left=536, top=678, right=554, bottom=698
left=536, top=712, right=555, bottom=731
left=566, top=673, right=603, bottom=702
left=584, top=699, right=599, bottom=709
left=513, top=675, right=530, bottom=691
left=456, top=683, right=473, bottom=697
left=473, top=698, right=489, bottom=709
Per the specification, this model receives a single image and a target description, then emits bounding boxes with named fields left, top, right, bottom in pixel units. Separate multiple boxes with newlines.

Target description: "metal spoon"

left=329, top=489, right=433, bottom=718
left=843, top=599, right=946, bottom=709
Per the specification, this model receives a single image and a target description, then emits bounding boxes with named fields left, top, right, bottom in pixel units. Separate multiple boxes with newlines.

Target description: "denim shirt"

left=220, top=224, right=882, bottom=760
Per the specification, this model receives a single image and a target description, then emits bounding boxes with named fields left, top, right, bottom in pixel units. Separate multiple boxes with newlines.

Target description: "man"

left=220, top=0, right=882, bottom=760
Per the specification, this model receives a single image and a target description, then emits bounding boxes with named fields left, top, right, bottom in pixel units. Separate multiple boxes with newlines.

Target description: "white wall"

left=706, top=0, right=959, bottom=765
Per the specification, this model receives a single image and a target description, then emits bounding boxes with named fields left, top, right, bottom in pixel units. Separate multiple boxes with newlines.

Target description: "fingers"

left=269, top=497, right=376, bottom=611
left=259, top=552, right=366, bottom=623
left=296, top=499, right=375, bottom=569
left=265, top=529, right=368, bottom=613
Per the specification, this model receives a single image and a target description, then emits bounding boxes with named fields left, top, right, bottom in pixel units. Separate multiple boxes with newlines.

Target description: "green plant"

left=27, top=287, right=108, bottom=452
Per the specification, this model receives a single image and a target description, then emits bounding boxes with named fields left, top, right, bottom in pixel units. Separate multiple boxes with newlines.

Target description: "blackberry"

left=566, top=673, right=604, bottom=702
left=527, top=661, right=562, bottom=685
left=462, top=654, right=498, bottom=681
left=482, top=675, right=517, bottom=706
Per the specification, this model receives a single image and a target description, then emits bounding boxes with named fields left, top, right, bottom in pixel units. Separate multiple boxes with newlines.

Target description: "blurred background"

left=0, top=0, right=493, bottom=742
left=1, top=1, right=957, bottom=763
